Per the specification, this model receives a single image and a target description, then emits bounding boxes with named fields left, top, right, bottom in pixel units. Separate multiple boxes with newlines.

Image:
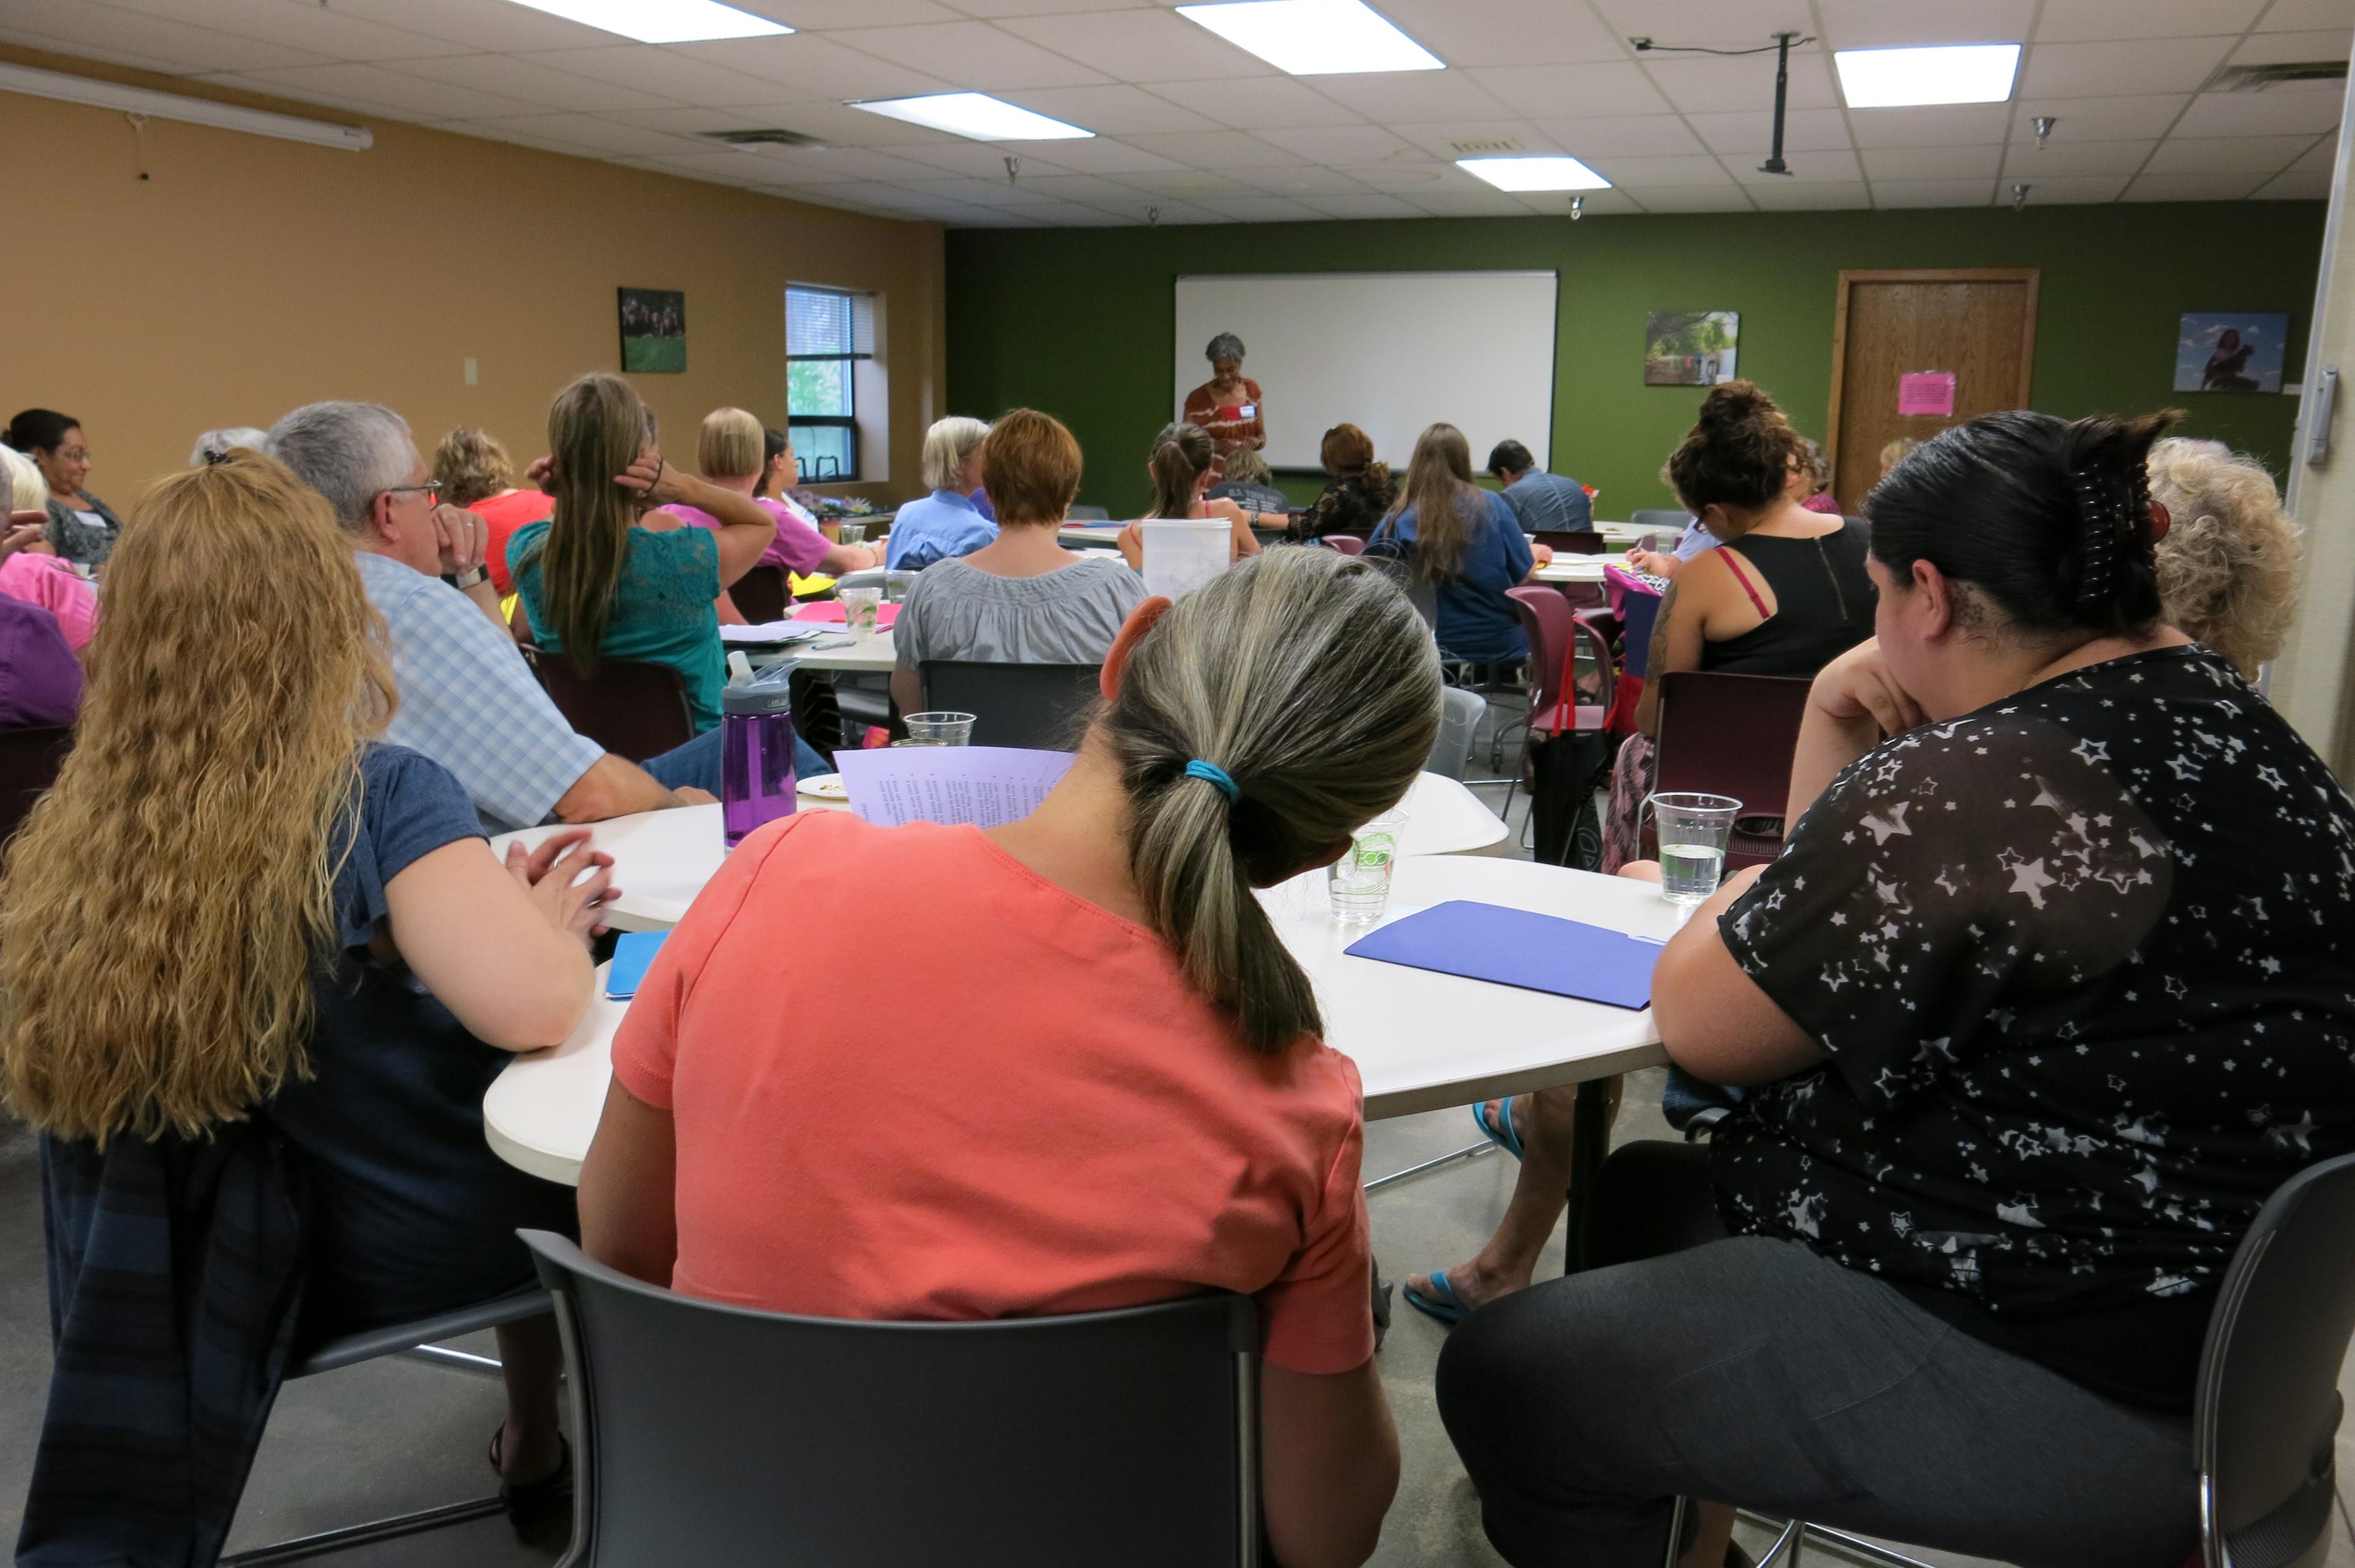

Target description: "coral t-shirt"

left=611, top=810, right=1376, bottom=1375
left=471, top=489, right=555, bottom=596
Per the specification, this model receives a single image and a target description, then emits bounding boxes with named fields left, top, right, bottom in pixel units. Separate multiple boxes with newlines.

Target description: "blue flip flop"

left=1402, top=1269, right=1475, bottom=1326
left=1471, top=1098, right=1525, bottom=1161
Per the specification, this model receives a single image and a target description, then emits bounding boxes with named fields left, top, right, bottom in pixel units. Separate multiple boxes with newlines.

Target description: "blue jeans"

left=643, top=727, right=830, bottom=796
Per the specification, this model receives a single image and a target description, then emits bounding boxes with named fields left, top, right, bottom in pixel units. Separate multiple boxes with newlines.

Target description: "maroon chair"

left=1322, top=534, right=1365, bottom=556
left=524, top=646, right=697, bottom=763
left=1650, top=670, right=1814, bottom=868
left=731, top=564, right=790, bottom=624
left=1502, top=585, right=1616, bottom=814
left=0, top=725, right=73, bottom=856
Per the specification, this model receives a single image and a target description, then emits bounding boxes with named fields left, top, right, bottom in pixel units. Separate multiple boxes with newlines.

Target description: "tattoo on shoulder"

left=1645, top=582, right=1678, bottom=675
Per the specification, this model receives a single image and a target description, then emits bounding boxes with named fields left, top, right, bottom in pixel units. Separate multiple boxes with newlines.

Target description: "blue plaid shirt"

left=355, top=551, right=602, bottom=833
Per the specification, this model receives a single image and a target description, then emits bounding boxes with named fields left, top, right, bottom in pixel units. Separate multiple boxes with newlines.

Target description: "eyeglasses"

left=55, top=449, right=90, bottom=464
left=382, top=480, right=443, bottom=502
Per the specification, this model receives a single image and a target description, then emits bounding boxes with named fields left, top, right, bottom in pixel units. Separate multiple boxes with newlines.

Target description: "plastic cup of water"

left=901, top=711, right=976, bottom=746
left=1647, top=792, right=1742, bottom=906
left=1328, top=808, right=1409, bottom=923
left=838, top=521, right=868, bottom=546
left=840, top=586, right=882, bottom=641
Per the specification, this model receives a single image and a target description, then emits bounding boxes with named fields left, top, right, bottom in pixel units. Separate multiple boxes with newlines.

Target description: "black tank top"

left=1701, top=518, right=1876, bottom=676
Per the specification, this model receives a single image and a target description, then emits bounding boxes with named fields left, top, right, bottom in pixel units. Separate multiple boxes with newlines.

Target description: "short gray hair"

left=266, top=402, right=418, bottom=535
left=919, top=416, right=990, bottom=491
left=1204, top=332, right=1246, bottom=363
left=188, top=427, right=269, bottom=467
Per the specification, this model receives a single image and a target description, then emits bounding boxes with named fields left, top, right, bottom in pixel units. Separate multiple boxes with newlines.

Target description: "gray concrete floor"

left=3, top=717, right=2353, bottom=1566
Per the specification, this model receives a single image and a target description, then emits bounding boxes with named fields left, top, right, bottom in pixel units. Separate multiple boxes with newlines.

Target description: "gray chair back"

left=918, top=660, right=1102, bottom=749
left=2197, top=1151, right=2355, bottom=1568
left=520, top=1233, right=1258, bottom=1568
left=1426, top=687, right=1486, bottom=780
left=1066, top=504, right=1112, bottom=521
left=1628, top=508, right=1690, bottom=530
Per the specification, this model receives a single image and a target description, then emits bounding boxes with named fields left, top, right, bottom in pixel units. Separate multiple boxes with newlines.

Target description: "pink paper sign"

left=1899, top=372, right=1958, bottom=417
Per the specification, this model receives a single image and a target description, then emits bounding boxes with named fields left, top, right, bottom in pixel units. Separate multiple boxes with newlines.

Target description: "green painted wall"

left=946, top=202, right=2324, bottom=521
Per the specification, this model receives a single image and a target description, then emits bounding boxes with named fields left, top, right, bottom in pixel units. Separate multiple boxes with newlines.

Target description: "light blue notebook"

left=604, top=930, right=670, bottom=1001
left=1342, top=900, right=1664, bottom=1009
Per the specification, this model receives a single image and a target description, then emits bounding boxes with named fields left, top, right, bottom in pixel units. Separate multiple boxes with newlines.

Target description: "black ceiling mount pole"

left=1760, top=31, right=1799, bottom=175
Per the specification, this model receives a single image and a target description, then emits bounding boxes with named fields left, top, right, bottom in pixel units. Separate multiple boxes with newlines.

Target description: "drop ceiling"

left=2, top=0, right=2348, bottom=226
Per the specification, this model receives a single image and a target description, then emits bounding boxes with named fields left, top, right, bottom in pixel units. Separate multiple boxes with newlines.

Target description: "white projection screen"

left=1173, top=271, right=1558, bottom=473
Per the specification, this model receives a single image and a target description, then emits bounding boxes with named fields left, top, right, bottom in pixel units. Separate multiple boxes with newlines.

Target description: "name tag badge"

left=1239, top=405, right=1255, bottom=419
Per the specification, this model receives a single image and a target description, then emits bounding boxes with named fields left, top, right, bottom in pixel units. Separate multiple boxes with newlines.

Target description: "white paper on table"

left=835, top=746, right=1076, bottom=829
left=720, top=620, right=824, bottom=645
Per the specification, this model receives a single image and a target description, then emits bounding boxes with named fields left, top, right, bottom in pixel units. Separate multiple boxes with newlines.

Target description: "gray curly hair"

left=2147, top=437, right=2302, bottom=680
left=1205, top=332, right=1246, bottom=363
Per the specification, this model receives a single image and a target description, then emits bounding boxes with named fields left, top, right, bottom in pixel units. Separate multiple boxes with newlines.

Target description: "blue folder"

left=1342, top=900, right=1664, bottom=1009
left=604, top=930, right=670, bottom=1001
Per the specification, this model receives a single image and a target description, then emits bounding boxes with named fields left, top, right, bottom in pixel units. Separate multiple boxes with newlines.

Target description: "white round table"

left=483, top=854, right=1677, bottom=1186
left=486, top=771, right=1508, bottom=932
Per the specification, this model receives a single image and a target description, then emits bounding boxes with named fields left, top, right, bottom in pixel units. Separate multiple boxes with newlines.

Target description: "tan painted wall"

left=0, top=42, right=945, bottom=510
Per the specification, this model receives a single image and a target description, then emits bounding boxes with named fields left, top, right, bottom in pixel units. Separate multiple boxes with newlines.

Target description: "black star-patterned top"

left=1711, top=645, right=2355, bottom=1410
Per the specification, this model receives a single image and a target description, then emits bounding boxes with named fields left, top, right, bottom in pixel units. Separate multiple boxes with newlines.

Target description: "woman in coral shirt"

left=583, top=548, right=1438, bottom=1568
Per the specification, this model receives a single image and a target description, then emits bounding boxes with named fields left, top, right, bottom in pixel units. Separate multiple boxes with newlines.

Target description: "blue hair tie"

left=1184, top=760, right=1239, bottom=803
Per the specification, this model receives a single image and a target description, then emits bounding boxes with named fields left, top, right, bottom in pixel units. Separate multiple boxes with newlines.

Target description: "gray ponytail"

left=1103, top=548, right=1442, bottom=1055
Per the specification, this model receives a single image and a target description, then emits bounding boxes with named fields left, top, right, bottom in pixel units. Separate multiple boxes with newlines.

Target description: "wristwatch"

left=453, top=566, right=489, bottom=591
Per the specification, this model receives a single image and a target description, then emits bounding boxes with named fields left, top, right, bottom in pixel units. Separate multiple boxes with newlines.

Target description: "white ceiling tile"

left=2292, top=136, right=2341, bottom=168
left=1298, top=69, right=1516, bottom=121
left=1296, top=192, right=1429, bottom=219
left=2259, top=166, right=2336, bottom=197
left=95, top=0, right=473, bottom=61
left=1118, top=199, right=1231, bottom=223
left=896, top=176, right=1063, bottom=204
left=457, top=111, right=710, bottom=156
left=1587, top=153, right=1738, bottom=187
left=1371, top=0, right=1623, bottom=67
left=1119, top=129, right=1307, bottom=166
left=825, top=21, right=1113, bottom=89
left=2229, top=29, right=2355, bottom=61
left=204, top=61, right=493, bottom=118
left=756, top=145, right=973, bottom=180
left=1871, top=178, right=1998, bottom=206
left=1816, top=0, right=2037, bottom=48
left=436, top=119, right=600, bottom=156
left=1196, top=194, right=1334, bottom=221
left=1387, top=119, right=1558, bottom=158
left=998, top=171, right=1155, bottom=202
left=1140, top=77, right=1367, bottom=129
left=2036, top=0, right=2266, bottom=42
left=2257, top=0, right=2355, bottom=32
left=2009, top=94, right=2193, bottom=140
left=1530, top=115, right=1706, bottom=156
left=2020, top=37, right=2239, bottom=97
left=1683, top=107, right=1851, bottom=155
left=946, top=0, right=1167, bottom=16
left=1998, top=139, right=2156, bottom=175
left=997, top=83, right=1223, bottom=134
left=603, top=105, right=784, bottom=133
left=1590, top=0, right=1809, bottom=36
left=1467, top=61, right=1675, bottom=118
left=0, top=26, right=226, bottom=77
left=996, top=9, right=1274, bottom=82
left=2173, top=88, right=2346, bottom=137
left=729, top=101, right=960, bottom=145
left=1342, top=162, right=1455, bottom=191
left=1626, top=186, right=1757, bottom=212
left=2124, top=170, right=2268, bottom=198
left=1644, top=49, right=1838, bottom=115
left=1398, top=188, right=1550, bottom=217
left=512, top=46, right=792, bottom=107
left=749, top=0, right=965, bottom=23
left=1844, top=104, right=2016, bottom=148
left=670, top=36, right=955, bottom=98
left=1227, top=164, right=1380, bottom=194
left=2143, top=133, right=2321, bottom=172
left=1733, top=150, right=1865, bottom=185
left=1251, top=123, right=1420, bottom=163
left=380, top=53, right=678, bottom=111
left=1016, top=136, right=1188, bottom=174
left=0, top=0, right=324, bottom=74
left=1124, top=168, right=1256, bottom=196
left=992, top=199, right=1124, bottom=224
left=2008, top=174, right=2131, bottom=201
left=1745, top=180, right=1875, bottom=210
left=1862, top=143, right=2005, bottom=178
left=323, top=0, right=622, bottom=50
left=887, top=138, right=1085, bottom=175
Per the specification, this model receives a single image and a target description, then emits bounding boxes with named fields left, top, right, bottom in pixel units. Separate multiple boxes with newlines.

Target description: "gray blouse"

left=894, top=554, right=1146, bottom=671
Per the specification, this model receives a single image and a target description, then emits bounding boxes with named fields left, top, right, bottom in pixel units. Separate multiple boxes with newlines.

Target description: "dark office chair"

left=917, top=660, right=1102, bottom=750
left=1650, top=671, right=1812, bottom=869
left=521, top=1231, right=1259, bottom=1567
left=525, top=648, right=697, bottom=763
left=0, top=724, right=74, bottom=854
left=730, top=564, right=790, bottom=623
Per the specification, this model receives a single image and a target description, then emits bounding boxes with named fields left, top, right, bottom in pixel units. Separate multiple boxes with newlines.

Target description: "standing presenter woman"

left=1182, top=333, right=1266, bottom=476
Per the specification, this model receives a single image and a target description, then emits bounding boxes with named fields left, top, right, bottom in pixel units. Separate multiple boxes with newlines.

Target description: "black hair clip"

left=202, top=447, right=235, bottom=467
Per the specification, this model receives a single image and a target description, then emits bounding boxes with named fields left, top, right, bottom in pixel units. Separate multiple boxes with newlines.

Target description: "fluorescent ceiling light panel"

left=499, top=0, right=789, bottom=44
left=0, top=63, right=370, bottom=150
left=849, top=93, right=1092, bottom=141
left=1176, top=0, right=1442, bottom=75
left=1834, top=44, right=2020, bottom=108
left=1457, top=156, right=1611, bottom=192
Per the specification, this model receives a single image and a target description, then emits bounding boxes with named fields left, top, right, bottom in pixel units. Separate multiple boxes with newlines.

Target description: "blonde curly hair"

left=2147, top=437, right=2302, bottom=679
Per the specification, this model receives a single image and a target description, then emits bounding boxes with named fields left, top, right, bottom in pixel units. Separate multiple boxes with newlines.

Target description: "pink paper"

left=1899, top=372, right=1957, bottom=418
left=792, top=600, right=900, bottom=627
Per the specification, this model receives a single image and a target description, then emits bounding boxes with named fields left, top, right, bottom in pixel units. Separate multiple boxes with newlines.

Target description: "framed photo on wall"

left=1644, top=310, right=1740, bottom=386
left=618, top=287, right=686, bottom=373
left=2175, top=312, right=2288, bottom=394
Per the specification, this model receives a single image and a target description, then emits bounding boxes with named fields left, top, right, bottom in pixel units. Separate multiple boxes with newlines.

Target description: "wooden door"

left=1826, top=269, right=2039, bottom=511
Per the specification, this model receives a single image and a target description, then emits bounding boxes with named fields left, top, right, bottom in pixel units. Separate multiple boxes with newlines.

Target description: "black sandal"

left=487, top=1429, right=573, bottom=1520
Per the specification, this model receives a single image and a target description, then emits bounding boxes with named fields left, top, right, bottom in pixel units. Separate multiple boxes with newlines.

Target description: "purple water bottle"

left=721, top=664, right=799, bottom=848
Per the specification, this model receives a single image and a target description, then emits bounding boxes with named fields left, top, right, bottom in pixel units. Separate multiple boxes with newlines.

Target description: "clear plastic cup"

left=1647, top=792, right=1742, bottom=906
left=1328, top=808, right=1409, bottom=923
left=837, top=521, right=868, bottom=546
left=901, top=711, right=976, bottom=746
left=839, top=586, right=883, bottom=641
